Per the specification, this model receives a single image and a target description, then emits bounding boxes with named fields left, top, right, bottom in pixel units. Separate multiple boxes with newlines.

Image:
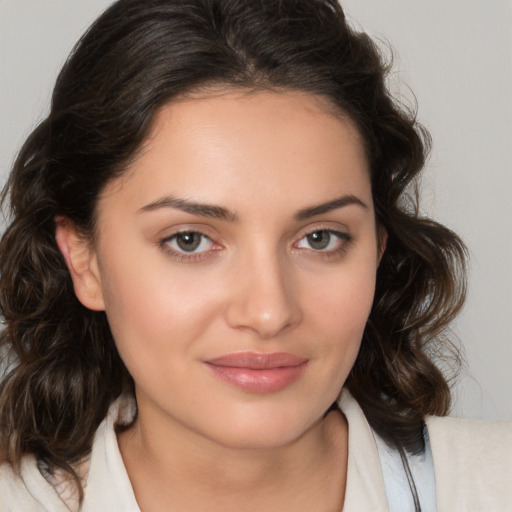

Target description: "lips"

left=204, top=352, right=308, bottom=393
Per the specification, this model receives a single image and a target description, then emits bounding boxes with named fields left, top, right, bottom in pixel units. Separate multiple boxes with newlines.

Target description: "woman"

left=0, top=0, right=510, bottom=510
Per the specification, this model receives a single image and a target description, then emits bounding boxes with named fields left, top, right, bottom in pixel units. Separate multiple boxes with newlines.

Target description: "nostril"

left=223, top=285, right=302, bottom=339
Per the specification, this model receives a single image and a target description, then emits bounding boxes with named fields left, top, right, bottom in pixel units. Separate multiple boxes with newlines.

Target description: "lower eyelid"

left=160, top=244, right=221, bottom=263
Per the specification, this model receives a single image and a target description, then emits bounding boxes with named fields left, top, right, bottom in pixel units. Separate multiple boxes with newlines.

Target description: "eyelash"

left=293, top=228, right=352, bottom=258
left=160, top=231, right=220, bottom=262
left=159, top=228, right=352, bottom=262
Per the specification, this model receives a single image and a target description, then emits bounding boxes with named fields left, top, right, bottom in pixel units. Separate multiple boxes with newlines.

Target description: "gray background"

left=1, top=0, right=511, bottom=420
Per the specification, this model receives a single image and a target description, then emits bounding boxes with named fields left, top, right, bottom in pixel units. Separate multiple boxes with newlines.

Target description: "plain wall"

left=1, top=0, right=511, bottom=420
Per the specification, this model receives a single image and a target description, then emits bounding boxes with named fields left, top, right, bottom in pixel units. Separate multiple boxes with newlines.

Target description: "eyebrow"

left=138, top=196, right=239, bottom=221
left=139, top=193, right=367, bottom=222
left=294, top=194, right=368, bottom=220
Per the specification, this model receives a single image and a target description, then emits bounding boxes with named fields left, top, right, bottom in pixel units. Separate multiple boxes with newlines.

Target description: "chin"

left=202, top=403, right=325, bottom=451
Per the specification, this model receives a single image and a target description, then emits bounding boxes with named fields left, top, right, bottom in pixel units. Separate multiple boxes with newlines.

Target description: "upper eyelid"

left=158, top=225, right=221, bottom=243
left=302, top=227, right=348, bottom=235
left=163, top=229, right=211, bottom=240
left=295, top=229, right=350, bottom=245
left=294, top=224, right=350, bottom=239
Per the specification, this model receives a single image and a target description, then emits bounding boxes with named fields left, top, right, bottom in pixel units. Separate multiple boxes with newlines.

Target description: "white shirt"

left=1, top=390, right=511, bottom=511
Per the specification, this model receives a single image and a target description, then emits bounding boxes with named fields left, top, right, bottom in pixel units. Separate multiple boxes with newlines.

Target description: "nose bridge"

left=224, top=242, right=301, bottom=338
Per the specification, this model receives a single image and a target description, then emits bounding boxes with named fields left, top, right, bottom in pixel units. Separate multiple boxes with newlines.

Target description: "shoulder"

left=426, top=414, right=512, bottom=468
left=0, top=458, right=35, bottom=508
left=426, top=415, right=512, bottom=510
left=0, top=457, right=70, bottom=512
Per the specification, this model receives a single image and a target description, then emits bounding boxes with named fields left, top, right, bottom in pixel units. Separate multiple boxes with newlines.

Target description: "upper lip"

left=205, top=352, right=308, bottom=369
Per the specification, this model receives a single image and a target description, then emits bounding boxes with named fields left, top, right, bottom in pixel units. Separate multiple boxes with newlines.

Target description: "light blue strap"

left=373, top=431, right=437, bottom=512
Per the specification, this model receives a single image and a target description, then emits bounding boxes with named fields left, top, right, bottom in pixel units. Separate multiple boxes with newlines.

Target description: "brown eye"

left=296, top=229, right=350, bottom=252
left=175, top=232, right=201, bottom=251
left=164, top=232, right=213, bottom=253
left=306, top=231, right=331, bottom=250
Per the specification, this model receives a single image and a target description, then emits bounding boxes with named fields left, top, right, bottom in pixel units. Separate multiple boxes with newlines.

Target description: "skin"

left=56, top=90, right=383, bottom=512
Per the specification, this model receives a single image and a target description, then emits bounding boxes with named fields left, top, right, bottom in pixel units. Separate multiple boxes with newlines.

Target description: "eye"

left=163, top=231, right=214, bottom=254
left=295, top=229, right=349, bottom=252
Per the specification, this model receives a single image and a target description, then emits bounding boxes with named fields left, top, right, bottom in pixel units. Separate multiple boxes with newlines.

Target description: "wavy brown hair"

left=0, top=0, right=466, bottom=494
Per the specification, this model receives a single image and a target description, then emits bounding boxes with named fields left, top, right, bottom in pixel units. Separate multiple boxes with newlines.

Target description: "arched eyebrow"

left=294, top=194, right=368, bottom=220
left=138, top=193, right=367, bottom=222
left=138, top=196, right=239, bottom=221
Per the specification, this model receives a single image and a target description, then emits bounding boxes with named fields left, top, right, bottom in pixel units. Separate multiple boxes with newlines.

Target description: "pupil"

left=177, top=232, right=201, bottom=252
left=308, top=231, right=330, bottom=250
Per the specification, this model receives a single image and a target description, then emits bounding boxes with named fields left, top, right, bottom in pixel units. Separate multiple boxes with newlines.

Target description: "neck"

left=118, top=403, right=348, bottom=512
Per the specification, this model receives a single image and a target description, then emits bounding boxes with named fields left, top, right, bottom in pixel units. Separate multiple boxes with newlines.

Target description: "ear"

left=377, top=225, right=388, bottom=265
left=55, top=216, right=105, bottom=311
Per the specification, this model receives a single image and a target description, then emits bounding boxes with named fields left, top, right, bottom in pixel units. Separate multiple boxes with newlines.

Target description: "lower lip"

left=205, top=362, right=308, bottom=393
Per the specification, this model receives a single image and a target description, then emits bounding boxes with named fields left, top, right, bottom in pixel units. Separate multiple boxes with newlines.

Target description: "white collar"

left=338, top=391, right=389, bottom=510
left=81, top=394, right=139, bottom=512
left=81, top=390, right=388, bottom=511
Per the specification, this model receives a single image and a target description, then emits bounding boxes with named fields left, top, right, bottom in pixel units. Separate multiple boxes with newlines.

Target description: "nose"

left=223, top=250, right=302, bottom=339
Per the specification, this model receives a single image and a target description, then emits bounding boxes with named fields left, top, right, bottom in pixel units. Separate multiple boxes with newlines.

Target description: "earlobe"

left=55, top=216, right=105, bottom=311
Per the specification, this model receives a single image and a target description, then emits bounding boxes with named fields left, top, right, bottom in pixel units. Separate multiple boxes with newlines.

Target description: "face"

left=60, top=90, right=381, bottom=450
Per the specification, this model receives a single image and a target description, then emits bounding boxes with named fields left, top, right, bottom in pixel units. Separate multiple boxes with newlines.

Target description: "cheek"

left=303, top=256, right=377, bottom=378
left=97, top=252, right=225, bottom=368
left=307, top=262, right=376, bottom=329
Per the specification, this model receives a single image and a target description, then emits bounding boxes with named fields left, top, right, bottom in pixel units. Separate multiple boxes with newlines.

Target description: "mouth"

left=204, top=352, right=308, bottom=393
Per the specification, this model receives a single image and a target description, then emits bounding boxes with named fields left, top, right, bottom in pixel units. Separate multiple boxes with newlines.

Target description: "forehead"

left=99, top=89, right=371, bottom=216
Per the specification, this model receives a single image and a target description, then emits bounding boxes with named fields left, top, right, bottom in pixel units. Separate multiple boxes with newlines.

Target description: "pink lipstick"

left=204, top=352, right=308, bottom=393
